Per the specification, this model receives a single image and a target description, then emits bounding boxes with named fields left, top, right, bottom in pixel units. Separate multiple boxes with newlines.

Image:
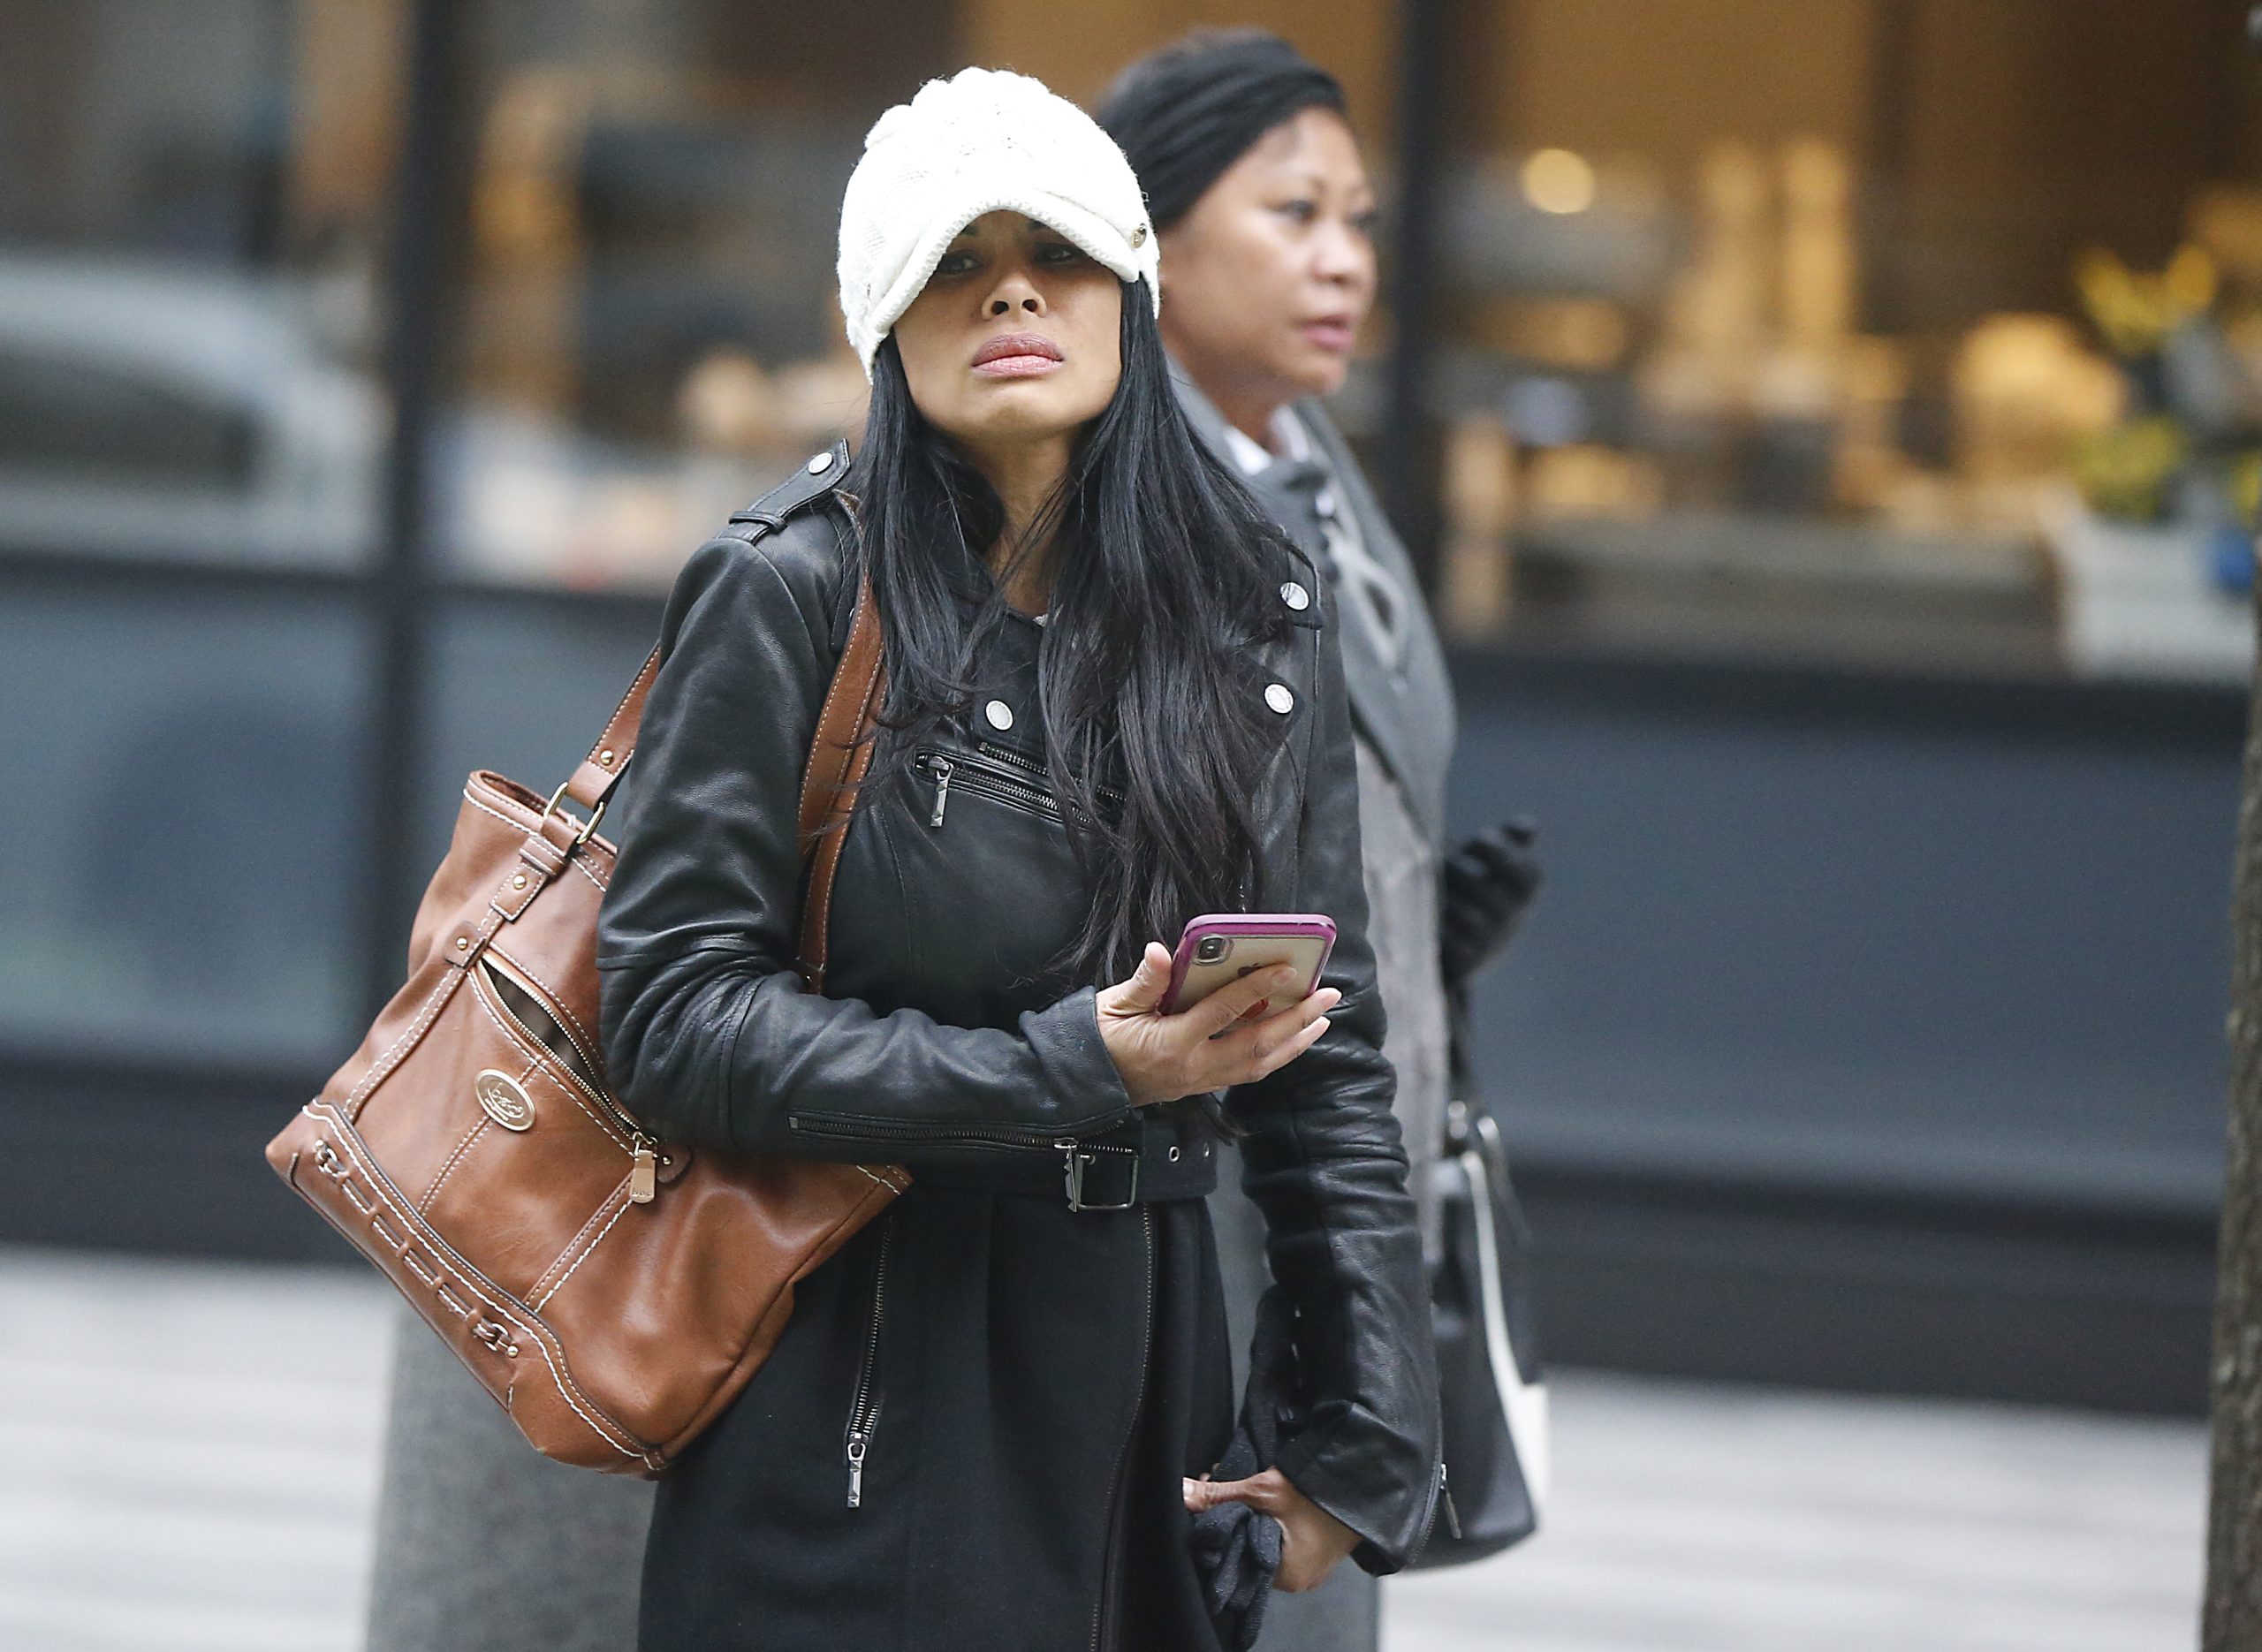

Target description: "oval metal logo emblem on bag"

left=474, top=1070, right=535, bottom=1132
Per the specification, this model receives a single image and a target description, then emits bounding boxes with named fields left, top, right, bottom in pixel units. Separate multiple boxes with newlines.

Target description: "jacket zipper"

left=1091, top=1205, right=1155, bottom=1652
left=476, top=952, right=661, bottom=1201
left=844, top=1213, right=896, bottom=1508
left=912, top=744, right=1125, bottom=830
left=913, top=749, right=1054, bottom=826
left=975, top=739, right=1127, bottom=809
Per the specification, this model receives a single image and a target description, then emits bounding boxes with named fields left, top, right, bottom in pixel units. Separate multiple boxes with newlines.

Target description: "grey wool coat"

left=1174, top=365, right=1460, bottom=1652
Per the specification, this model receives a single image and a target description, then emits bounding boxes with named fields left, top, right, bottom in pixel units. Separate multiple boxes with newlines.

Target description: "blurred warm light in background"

left=1521, top=148, right=1596, bottom=216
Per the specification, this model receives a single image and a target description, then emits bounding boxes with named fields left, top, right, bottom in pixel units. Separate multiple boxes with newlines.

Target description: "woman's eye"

left=1276, top=200, right=1317, bottom=225
left=935, top=251, right=979, bottom=277
left=1349, top=208, right=1379, bottom=237
left=1036, top=241, right=1088, bottom=265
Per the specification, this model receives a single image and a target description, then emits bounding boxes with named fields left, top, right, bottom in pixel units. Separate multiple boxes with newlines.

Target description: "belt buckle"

left=1057, top=1140, right=1139, bottom=1212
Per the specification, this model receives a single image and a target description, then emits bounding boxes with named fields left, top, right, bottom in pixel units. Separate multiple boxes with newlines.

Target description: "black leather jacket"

left=595, top=448, right=1441, bottom=1572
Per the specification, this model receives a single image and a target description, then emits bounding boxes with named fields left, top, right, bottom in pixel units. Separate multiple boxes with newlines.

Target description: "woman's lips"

left=972, top=352, right=1064, bottom=378
left=1299, top=317, right=1356, bottom=353
left=972, top=332, right=1064, bottom=377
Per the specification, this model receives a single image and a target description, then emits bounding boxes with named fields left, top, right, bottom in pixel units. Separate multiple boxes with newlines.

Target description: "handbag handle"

left=543, top=561, right=885, bottom=997
left=794, top=572, right=886, bottom=993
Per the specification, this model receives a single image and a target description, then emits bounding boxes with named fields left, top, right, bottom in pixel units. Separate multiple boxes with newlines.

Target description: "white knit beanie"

left=837, top=66, right=1162, bottom=379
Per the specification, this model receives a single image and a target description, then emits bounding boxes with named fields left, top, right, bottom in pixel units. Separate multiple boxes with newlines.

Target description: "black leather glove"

left=1438, top=817, right=1542, bottom=997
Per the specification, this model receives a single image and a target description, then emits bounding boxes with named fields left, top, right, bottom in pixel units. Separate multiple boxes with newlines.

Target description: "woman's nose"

left=1313, top=224, right=1372, bottom=287
left=986, top=264, right=1046, bottom=318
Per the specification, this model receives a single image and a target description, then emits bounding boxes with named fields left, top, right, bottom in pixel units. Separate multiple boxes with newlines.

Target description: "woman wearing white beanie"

left=594, top=66, right=1439, bottom=1650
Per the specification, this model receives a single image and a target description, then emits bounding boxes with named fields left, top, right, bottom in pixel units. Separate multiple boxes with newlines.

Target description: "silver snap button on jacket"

left=806, top=451, right=834, bottom=474
left=1264, top=683, right=1294, bottom=715
left=983, top=699, right=1014, bottom=731
left=1279, top=580, right=1309, bottom=611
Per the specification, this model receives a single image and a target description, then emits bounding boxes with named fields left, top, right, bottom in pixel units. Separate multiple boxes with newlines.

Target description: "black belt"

left=908, top=1122, right=1218, bottom=1210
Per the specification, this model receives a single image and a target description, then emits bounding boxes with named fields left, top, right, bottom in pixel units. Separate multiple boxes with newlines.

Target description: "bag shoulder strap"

left=554, top=441, right=857, bottom=818
left=794, top=542, right=884, bottom=994
left=552, top=444, right=879, bottom=994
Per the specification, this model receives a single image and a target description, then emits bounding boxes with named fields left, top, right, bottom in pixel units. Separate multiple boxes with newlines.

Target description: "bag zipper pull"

left=628, top=1137, right=658, bottom=1204
left=846, top=1428, right=870, bottom=1507
left=926, top=756, right=953, bottom=828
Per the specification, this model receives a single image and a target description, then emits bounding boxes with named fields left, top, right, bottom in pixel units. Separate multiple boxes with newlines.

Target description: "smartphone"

left=1159, top=913, right=1337, bottom=1019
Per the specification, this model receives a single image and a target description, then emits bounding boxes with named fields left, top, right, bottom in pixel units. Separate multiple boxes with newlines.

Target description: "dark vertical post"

left=2205, top=27, right=2262, bottom=1652
left=1380, top=0, right=1451, bottom=593
left=359, top=0, right=472, bottom=1021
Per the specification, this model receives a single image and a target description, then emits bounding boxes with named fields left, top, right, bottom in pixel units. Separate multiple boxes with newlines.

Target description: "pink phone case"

left=1159, top=913, right=1338, bottom=1018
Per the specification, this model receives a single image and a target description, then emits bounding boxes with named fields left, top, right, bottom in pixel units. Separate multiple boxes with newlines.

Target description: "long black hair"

left=840, top=275, right=1298, bottom=989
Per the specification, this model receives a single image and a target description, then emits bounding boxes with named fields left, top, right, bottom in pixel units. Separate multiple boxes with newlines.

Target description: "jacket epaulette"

left=729, top=439, right=852, bottom=533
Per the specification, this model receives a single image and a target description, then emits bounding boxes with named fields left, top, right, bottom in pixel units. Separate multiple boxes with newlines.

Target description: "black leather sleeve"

left=595, top=519, right=1137, bottom=1159
left=1227, top=580, right=1445, bottom=1574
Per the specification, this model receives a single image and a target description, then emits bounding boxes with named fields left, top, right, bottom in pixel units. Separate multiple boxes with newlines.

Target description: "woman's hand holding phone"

left=1096, top=942, right=1340, bottom=1108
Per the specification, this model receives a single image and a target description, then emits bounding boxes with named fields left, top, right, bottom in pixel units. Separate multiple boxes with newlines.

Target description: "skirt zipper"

left=1091, top=1205, right=1154, bottom=1652
left=844, top=1214, right=896, bottom=1509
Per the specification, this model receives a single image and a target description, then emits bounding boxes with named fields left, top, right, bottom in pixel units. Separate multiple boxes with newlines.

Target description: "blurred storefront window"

left=0, top=0, right=403, bottom=1064
left=0, top=1, right=2239, bottom=1392
left=0, top=586, right=372, bottom=1064
left=436, top=0, right=951, bottom=588
left=0, top=0, right=398, bottom=571
left=1425, top=0, right=2262, bottom=685
left=432, top=0, right=1393, bottom=589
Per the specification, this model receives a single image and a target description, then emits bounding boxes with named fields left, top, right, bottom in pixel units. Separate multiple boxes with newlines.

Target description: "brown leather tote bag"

left=265, top=565, right=904, bottom=1475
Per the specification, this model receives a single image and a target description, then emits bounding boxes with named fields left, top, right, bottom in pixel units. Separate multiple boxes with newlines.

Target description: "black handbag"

left=1413, top=1021, right=1550, bottom=1565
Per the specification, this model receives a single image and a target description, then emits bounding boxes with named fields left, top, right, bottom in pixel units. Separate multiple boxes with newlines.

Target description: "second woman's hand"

left=1095, top=943, right=1340, bottom=1108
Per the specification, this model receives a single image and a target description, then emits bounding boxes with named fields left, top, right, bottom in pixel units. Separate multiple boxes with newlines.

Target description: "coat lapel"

left=1171, top=362, right=1457, bottom=853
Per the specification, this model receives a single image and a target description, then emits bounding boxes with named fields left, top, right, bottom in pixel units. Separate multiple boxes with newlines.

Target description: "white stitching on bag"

left=313, top=1109, right=642, bottom=1460
left=531, top=1189, right=635, bottom=1311
left=345, top=972, right=458, bottom=1118
left=420, top=1118, right=490, bottom=1215
left=466, top=971, right=632, bottom=1152
left=490, top=943, right=603, bottom=1063
left=529, top=1182, right=626, bottom=1301
left=461, top=790, right=611, bottom=895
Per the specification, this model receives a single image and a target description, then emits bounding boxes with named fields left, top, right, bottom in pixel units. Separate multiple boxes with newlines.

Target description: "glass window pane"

left=0, top=0, right=399, bottom=570
left=0, top=581, right=372, bottom=1064
left=1428, top=0, right=2261, bottom=685
left=439, top=0, right=960, bottom=589
left=415, top=594, right=665, bottom=879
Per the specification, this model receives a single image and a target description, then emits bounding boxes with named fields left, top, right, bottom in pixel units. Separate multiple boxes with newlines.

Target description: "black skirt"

left=637, top=1184, right=1235, bottom=1652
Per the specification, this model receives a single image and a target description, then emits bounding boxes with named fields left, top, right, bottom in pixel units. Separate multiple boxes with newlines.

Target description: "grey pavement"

left=0, top=1245, right=2207, bottom=1651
